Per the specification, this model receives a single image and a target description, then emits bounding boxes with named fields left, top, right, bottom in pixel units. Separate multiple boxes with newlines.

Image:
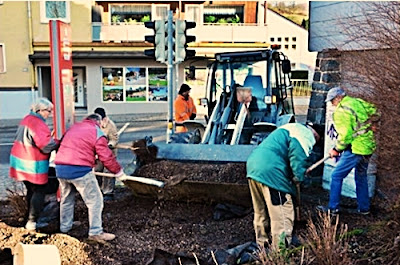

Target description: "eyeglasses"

left=42, top=109, right=52, bottom=113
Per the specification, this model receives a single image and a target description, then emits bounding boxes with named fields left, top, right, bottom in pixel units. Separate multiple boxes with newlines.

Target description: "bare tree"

left=337, top=2, right=400, bottom=199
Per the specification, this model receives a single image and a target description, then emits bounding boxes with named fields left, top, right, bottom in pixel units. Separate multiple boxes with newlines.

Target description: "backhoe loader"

left=125, top=48, right=296, bottom=206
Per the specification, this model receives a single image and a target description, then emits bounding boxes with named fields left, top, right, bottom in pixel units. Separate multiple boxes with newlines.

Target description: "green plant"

left=230, top=15, right=240, bottom=23
left=140, top=15, right=150, bottom=22
left=204, top=15, right=216, bottom=23
left=111, top=15, right=121, bottom=24
left=217, top=18, right=228, bottom=24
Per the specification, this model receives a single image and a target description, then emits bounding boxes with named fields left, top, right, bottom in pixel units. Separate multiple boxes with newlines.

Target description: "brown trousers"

left=248, top=179, right=294, bottom=249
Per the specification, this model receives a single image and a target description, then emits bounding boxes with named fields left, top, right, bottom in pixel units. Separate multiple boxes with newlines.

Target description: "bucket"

left=13, top=243, right=61, bottom=265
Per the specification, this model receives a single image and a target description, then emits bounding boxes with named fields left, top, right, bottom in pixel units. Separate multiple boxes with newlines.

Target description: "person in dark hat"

left=174, top=84, right=197, bottom=133
left=94, top=107, right=119, bottom=201
left=247, top=123, right=321, bottom=249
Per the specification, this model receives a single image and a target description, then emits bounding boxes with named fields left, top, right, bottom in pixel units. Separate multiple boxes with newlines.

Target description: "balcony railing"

left=92, top=22, right=269, bottom=43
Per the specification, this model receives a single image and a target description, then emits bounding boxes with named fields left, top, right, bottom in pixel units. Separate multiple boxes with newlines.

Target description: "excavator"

left=124, top=48, right=296, bottom=206
left=157, top=48, right=295, bottom=161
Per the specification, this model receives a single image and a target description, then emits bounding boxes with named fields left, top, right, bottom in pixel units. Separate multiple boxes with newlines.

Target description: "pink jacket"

left=9, top=112, right=59, bottom=184
left=55, top=119, right=121, bottom=174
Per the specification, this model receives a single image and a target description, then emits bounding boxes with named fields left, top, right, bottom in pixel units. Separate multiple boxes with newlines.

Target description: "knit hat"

left=325, top=87, right=346, bottom=102
left=305, top=121, right=325, bottom=139
left=178, top=84, right=191, bottom=95
left=94, top=107, right=106, bottom=119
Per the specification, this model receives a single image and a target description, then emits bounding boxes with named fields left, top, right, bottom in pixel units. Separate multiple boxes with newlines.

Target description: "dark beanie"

left=94, top=107, right=106, bottom=119
left=306, top=121, right=325, bottom=139
left=178, top=84, right=191, bottom=95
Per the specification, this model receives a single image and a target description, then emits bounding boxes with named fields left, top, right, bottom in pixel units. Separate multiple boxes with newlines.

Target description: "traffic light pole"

left=166, top=10, right=174, bottom=142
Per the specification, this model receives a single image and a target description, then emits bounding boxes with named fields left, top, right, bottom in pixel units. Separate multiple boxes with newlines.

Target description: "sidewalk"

left=0, top=111, right=168, bottom=129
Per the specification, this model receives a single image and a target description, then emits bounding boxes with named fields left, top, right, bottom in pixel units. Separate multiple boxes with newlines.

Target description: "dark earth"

left=1, top=160, right=400, bottom=264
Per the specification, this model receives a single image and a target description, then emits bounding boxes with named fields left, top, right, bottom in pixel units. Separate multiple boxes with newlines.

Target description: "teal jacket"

left=333, top=96, right=377, bottom=155
left=246, top=123, right=315, bottom=195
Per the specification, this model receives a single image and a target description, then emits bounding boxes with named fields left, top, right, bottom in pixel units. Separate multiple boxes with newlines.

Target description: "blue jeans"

left=58, top=171, right=104, bottom=236
left=328, top=150, right=370, bottom=212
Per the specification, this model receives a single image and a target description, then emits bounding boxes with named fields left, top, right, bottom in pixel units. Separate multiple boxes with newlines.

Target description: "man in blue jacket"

left=247, top=123, right=322, bottom=249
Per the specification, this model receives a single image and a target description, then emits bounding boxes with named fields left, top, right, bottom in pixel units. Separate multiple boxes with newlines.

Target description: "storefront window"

left=125, top=67, right=146, bottom=101
left=102, top=66, right=167, bottom=103
left=148, top=68, right=168, bottom=101
left=102, top=67, right=124, bottom=101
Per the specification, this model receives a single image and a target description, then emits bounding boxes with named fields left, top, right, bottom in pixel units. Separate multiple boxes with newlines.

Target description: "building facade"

left=0, top=1, right=315, bottom=119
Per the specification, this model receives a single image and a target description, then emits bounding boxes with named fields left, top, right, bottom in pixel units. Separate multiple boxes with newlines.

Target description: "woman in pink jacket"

left=9, top=97, right=59, bottom=231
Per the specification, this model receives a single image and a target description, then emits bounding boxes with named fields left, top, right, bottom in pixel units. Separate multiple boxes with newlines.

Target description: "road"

left=0, top=118, right=168, bottom=200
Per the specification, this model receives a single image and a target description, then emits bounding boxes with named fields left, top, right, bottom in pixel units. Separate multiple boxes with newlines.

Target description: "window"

left=102, top=66, right=168, bottom=102
left=40, top=1, right=70, bottom=23
left=270, top=37, right=275, bottom=42
left=285, top=37, right=289, bottom=42
left=203, top=5, right=243, bottom=24
left=292, top=37, right=297, bottom=42
left=284, top=44, right=289, bottom=49
left=152, top=4, right=169, bottom=21
left=110, top=4, right=152, bottom=24
left=292, top=44, right=297, bottom=49
left=0, top=43, right=5, bottom=73
left=186, top=4, right=203, bottom=24
left=277, top=37, right=282, bottom=42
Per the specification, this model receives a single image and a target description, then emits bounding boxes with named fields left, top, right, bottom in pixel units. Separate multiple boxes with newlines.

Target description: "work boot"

left=357, top=210, right=370, bottom=216
left=316, top=205, right=339, bottom=216
left=88, top=232, right=116, bottom=242
left=25, top=220, right=36, bottom=231
left=103, top=194, right=114, bottom=201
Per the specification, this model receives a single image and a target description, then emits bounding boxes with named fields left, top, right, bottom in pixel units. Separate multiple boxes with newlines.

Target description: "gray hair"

left=85, top=113, right=102, bottom=122
left=31, top=97, right=53, bottom=113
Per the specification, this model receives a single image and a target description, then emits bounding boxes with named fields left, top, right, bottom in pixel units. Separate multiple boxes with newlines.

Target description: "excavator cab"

left=201, top=49, right=295, bottom=146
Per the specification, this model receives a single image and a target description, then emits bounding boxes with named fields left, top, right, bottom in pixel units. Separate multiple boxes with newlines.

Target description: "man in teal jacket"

left=318, top=87, right=379, bottom=215
left=247, top=123, right=321, bottom=249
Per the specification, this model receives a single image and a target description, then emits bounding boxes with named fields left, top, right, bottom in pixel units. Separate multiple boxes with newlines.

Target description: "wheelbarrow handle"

left=93, top=171, right=165, bottom=188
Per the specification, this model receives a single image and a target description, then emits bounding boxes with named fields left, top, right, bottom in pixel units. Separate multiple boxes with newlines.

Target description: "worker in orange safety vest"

left=174, top=84, right=197, bottom=133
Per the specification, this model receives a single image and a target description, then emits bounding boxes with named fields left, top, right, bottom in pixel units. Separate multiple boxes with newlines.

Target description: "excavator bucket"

left=154, top=142, right=257, bottom=163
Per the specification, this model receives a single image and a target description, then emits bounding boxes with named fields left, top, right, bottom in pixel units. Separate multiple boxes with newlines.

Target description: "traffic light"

left=175, top=20, right=196, bottom=63
left=144, top=20, right=167, bottom=63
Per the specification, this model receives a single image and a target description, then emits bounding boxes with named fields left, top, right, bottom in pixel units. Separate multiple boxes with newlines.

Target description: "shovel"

left=94, top=171, right=165, bottom=188
left=306, top=155, right=330, bottom=174
left=93, top=160, right=165, bottom=188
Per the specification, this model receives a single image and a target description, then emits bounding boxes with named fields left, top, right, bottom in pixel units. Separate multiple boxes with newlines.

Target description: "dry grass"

left=253, top=212, right=353, bottom=265
left=6, top=187, right=26, bottom=218
left=301, top=212, right=352, bottom=265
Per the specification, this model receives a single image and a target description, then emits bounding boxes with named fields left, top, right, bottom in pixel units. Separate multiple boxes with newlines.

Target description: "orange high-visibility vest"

left=174, top=95, right=197, bottom=132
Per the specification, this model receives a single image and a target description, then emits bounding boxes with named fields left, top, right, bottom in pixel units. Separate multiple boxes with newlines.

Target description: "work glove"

left=292, top=176, right=301, bottom=185
left=108, top=144, right=115, bottom=149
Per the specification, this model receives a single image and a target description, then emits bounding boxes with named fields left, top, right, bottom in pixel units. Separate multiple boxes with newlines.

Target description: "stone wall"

left=307, top=49, right=341, bottom=126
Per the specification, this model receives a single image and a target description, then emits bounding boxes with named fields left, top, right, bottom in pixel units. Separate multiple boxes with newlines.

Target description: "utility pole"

left=166, top=10, right=174, bottom=142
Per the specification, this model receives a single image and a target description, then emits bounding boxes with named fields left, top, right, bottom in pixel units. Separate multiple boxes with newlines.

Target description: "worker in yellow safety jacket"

left=317, top=87, right=379, bottom=216
left=174, top=84, right=197, bottom=133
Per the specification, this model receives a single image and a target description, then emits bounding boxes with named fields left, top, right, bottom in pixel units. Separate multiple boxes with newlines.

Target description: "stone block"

left=320, top=60, right=340, bottom=71
left=322, top=72, right=341, bottom=83
left=309, top=91, right=326, bottom=109
left=313, top=71, right=321, bottom=82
